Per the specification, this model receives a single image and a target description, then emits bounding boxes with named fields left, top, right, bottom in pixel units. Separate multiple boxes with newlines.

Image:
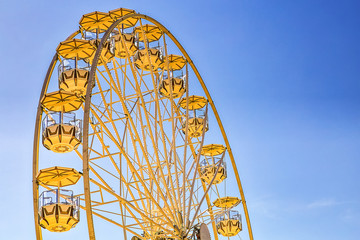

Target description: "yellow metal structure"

left=89, top=39, right=114, bottom=65
left=42, top=123, right=81, bottom=153
left=158, top=77, right=185, bottom=98
left=134, top=24, right=163, bottom=42
left=59, top=68, right=90, bottom=95
left=201, top=144, right=226, bottom=156
left=179, top=95, right=207, bottom=110
left=200, top=163, right=226, bottom=185
left=39, top=203, right=79, bottom=232
left=182, top=117, right=209, bottom=138
left=37, top=166, right=81, bottom=187
left=56, top=39, right=96, bottom=60
left=134, top=48, right=163, bottom=70
left=79, top=11, right=114, bottom=32
left=109, top=8, right=138, bottom=28
left=41, top=91, right=83, bottom=112
left=213, top=197, right=241, bottom=208
left=162, top=54, right=186, bottom=70
left=111, top=33, right=137, bottom=58
left=180, top=95, right=208, bottom=137
left=33, top=9, right=254, bottom=240
left=216, top=220, right=242, bottom=237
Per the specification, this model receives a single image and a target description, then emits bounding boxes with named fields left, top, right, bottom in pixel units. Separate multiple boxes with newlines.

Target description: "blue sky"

left=0, top=0, right=359, bottom=239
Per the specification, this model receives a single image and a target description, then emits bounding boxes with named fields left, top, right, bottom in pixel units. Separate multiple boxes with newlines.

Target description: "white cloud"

left=307, top=199, right=342, bottom=209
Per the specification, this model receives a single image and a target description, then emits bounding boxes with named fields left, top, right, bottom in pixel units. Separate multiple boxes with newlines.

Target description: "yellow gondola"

left=78, top=12, right=116, bottom=65
left=38, top=189, right=80, bottom=232
left=58, top=58, right=92, bottom=96
left=57, top=39, right=96, bottom=60
left=109, top=8, right=138, bottom=28
left=158, top=76, right=185, bottom=98
left=162, top=54, right=186, bottom=71
left=79, top=11, right=114, bottom=33
left=88, top=39, right=114, bottom=65
left=37, top=166, right=82, bottom=187
left=213, top=197, right=241, bottom=208
left=41, top=91, right=83, bottom=113
left=134, top=24, right=163, bottom=42
left=134, top=48, right=163, bottom=71
left=179, top=95, right=208, bottom=137
left=179, top=95, right=207, bottom=110
left=42, top=111, right=82, bottom=153
left=111, top=33, right=138, bottom=58
left=200, top=159, right=226, bottom=184
left=201, top=144, right=226, bottom=156
left=216, top=210, right=242, bottom=237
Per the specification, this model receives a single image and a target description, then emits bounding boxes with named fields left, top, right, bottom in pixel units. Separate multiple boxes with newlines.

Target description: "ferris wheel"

left=32, top=8, right=254, bottom=240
